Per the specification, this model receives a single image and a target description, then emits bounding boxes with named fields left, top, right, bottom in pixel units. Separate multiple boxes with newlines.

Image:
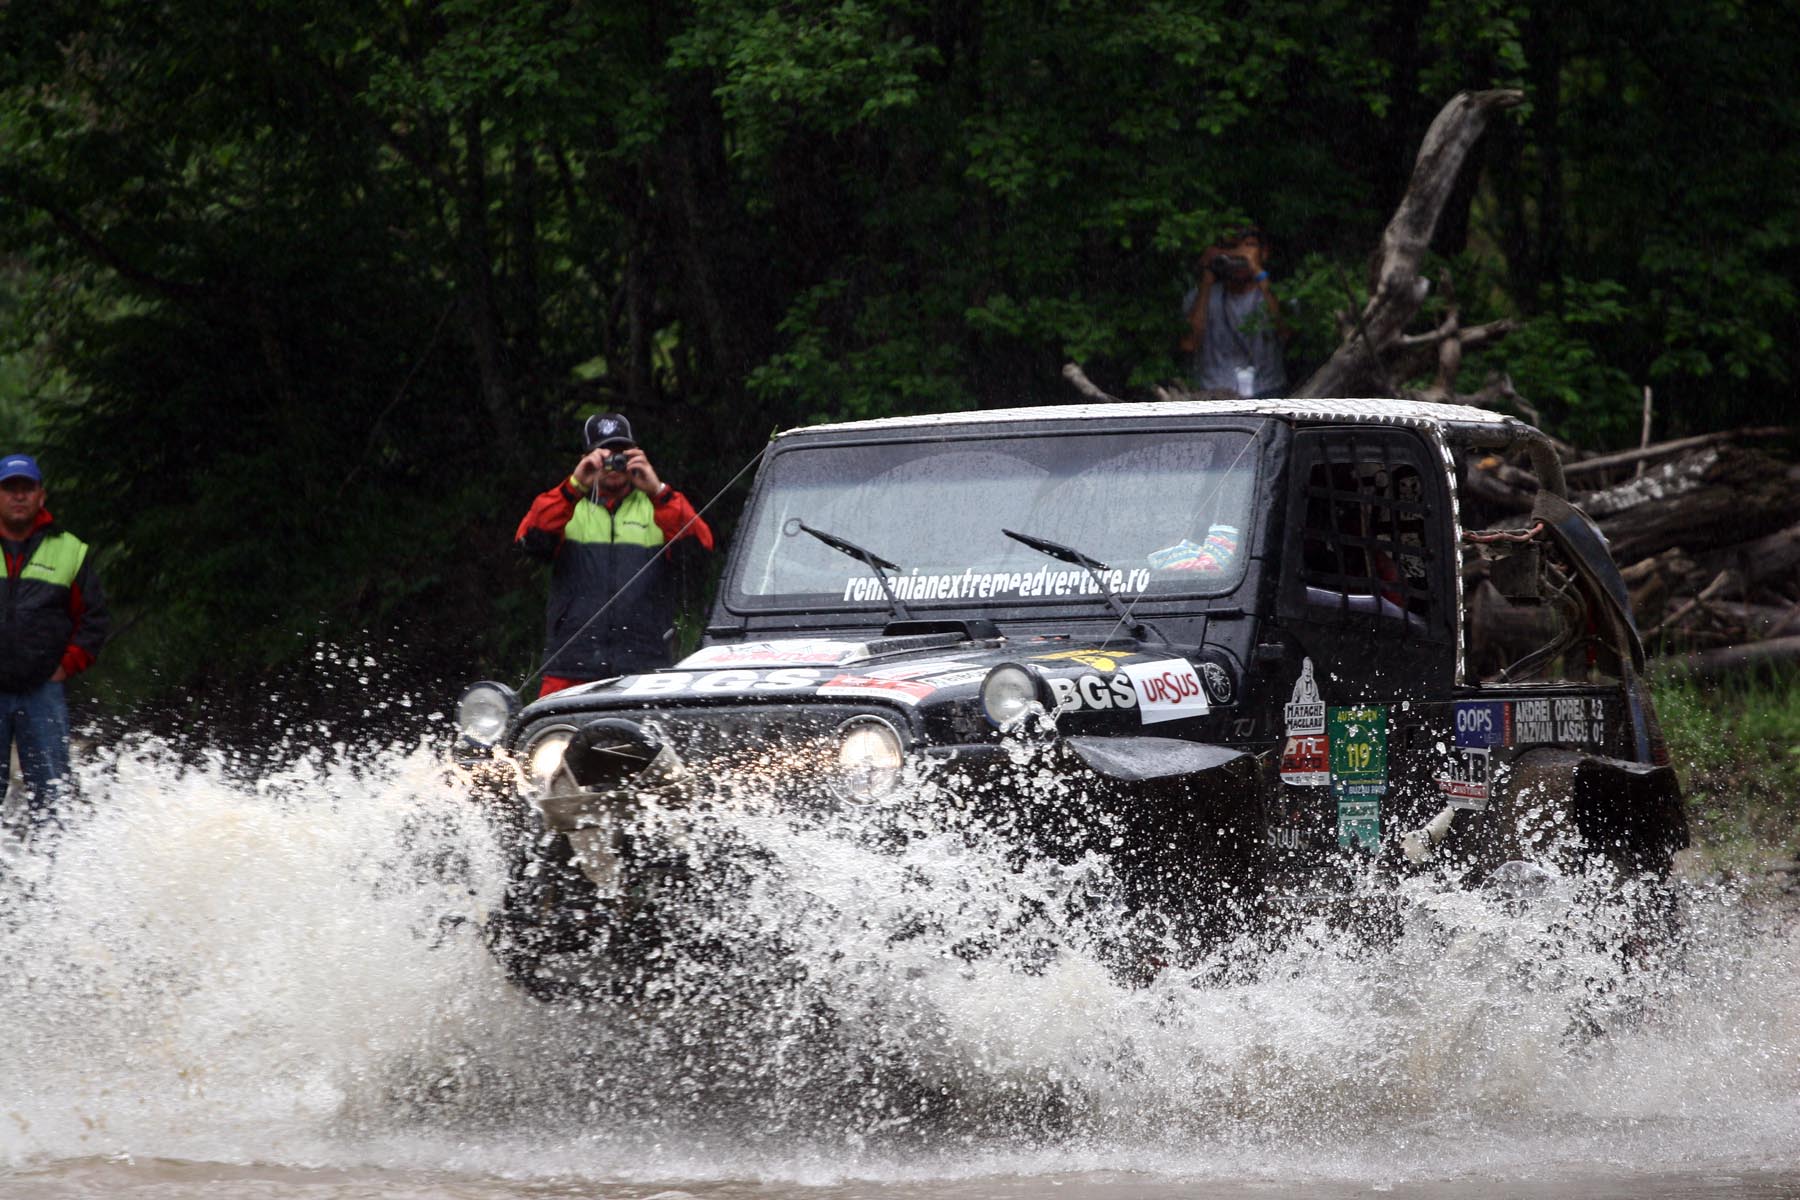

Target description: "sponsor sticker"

left=1047, top=672, right=1139, bottom=715
left=1454, top=700, right=1511, bottom=747
left=620, top=667, right=825, bottom=697
left=1033, top=648, right=1138, bottom=671
left=1337, top=800, right=1382, bottom=851
left=864, top=660, right=979, bottom=681
left=919, top=667, right=990, bottom=688
left=1512, top=695, right=1606, bottom=746
left=1436, top=747, right=1491, bottom=807
left=1284, top=658, right=1326, bottom=735
left=1329, top=705, right=1388, bottom=850
left=1119, top=659, right=1210, bottom=725
left=817, top=674, right=936, bottom=706
left=679, top=640, right=867, bottom=668
left=1280, top=734, right=1331, bottom=787
left=1200, top=661, right=1234, bottom=705
left=842, top=565, right=1151, bottom=604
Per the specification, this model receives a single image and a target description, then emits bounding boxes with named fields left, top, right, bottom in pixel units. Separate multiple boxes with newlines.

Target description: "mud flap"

left=1063, top=736, right=1249, bottom=783
left=1464, top=747, right=1687, bottom=878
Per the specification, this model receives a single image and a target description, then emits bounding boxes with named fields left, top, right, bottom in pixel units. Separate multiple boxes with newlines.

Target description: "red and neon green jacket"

left=516, top=478, right=714, bottom=680
left=1, top=508, right=109, bottom=692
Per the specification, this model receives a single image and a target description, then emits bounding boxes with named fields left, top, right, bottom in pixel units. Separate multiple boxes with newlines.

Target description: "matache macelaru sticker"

left=1284, top=658, right=1325, bottom=735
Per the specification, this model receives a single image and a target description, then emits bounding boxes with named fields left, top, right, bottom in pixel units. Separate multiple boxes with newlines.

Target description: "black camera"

left=603, top=451, right=631, bottom=473
left=1208, top=253, right=1251, bottom=279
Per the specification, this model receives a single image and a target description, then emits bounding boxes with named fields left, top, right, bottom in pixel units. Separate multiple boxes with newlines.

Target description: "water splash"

left=0, top=730, right=1795, bottom=1188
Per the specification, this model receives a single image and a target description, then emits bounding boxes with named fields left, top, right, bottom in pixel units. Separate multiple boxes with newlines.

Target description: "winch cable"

left=1093, top=425, right=1265, bottom=650
left=517, top=443, right=771, bottom=696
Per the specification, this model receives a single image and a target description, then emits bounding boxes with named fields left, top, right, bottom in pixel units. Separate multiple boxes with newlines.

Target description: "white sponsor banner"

left=1118, top=658, right=1209, bottom=724
left=679, top=640, right=868, bottom=668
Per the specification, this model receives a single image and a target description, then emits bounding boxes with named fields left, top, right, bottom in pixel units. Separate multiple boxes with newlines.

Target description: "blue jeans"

left=1, top=679, right=72, bottom=832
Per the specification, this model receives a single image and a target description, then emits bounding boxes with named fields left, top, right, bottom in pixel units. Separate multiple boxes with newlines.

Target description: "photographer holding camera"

left=1181, top=224, right=1291, bottom=398
left=516, top=413, right=714, bottom=697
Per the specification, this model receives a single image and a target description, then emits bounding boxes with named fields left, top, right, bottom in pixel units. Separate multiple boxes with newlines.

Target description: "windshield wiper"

left=798, top=522, right=914, bottom=622
left=1002, top=527, right=1160, bottom=640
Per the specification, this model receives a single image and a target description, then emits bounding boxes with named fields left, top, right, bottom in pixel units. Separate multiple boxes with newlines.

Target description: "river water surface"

left=1, top=725, right=1796, bottom=1199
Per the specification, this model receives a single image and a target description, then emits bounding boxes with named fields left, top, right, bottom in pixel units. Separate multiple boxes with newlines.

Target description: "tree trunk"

left=1294, top=89, right=1524, bottom=399
left=454, top=108, right=524, bottom=468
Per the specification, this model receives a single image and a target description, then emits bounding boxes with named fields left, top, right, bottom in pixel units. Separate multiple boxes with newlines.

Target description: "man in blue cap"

left=0, top=453, right=108, bottom=835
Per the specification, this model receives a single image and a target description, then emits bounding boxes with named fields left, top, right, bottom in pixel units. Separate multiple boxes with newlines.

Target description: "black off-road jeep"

left=457, top=399, right=1687, bottom=999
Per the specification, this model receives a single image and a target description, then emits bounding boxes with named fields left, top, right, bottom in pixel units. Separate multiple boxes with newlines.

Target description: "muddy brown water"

left=2, top=736, right=1796, bottom=1198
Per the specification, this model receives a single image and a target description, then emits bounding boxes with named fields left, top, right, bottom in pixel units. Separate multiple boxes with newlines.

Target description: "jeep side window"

left=1298, top=451, right=1432, bottom=628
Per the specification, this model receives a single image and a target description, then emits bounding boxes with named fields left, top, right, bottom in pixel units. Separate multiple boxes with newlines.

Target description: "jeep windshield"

left=727, top=428, right=1258, bottom=614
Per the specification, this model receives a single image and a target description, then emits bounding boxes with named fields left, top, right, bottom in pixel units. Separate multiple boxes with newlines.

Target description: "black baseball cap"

left=583, top=413, right=636, bottom=451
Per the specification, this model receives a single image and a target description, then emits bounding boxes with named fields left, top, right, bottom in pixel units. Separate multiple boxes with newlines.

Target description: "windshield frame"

left=718, top=416, right=1272, bottom=620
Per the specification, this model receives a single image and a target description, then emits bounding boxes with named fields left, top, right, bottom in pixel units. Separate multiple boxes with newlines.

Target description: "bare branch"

left=1063, top=362, right=1122, bottom=402
left=1563, top=427, right=1795, bottom=478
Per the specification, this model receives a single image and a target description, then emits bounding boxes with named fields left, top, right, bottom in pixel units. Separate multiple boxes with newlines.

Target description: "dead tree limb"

left=1563, top=426, right=1794, bottom=479
left=1294, top=89, right=1524, bottom=399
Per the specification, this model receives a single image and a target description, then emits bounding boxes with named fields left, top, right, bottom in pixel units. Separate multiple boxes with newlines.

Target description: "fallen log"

left=1664, top=634, right=1800, bottom=682
left=1564, top=426, right=1793, bottom=480
left=1695, top=520, right=1800, bottom=593
left=1690, top=601, right=1800, bottom=641
left=1580, top=446, right=1800, bottom=563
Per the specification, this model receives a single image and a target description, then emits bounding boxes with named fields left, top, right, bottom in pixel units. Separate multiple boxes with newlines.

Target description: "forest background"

left=0, top=0, right=1795, bottom=735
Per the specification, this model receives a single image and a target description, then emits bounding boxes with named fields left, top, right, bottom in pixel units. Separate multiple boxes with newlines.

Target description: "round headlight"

left=455, top=681, right=519, bottom=747
left=980, top=664, right=1042, bottom=728
left=835, top=717, right=905, bottom=804
left=524, top=726, right=576, bottom=794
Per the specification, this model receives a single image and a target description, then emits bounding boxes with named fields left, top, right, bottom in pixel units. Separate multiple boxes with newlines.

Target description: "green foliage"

left=1655, top=668, right=1800, bottom=880
left=1463, top=278, right=1641, bottom=447
left=0, top=0, right=1793, bottom=716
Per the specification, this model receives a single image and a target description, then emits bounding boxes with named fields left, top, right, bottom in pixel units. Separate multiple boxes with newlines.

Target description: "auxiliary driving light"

left=523, top=725, right=577, bottom=794
left=980, top=663, right=1044, bottom=728
left=835, top=716, right=905, bottom=803
left=455, top=681, right=520, bottom=748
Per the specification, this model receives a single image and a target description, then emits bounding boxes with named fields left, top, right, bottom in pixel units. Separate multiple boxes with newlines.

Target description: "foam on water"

left=0, top=726, right=1796, bottom=1189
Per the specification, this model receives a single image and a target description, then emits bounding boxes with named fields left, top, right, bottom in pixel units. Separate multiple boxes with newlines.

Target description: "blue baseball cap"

left=0, top=454, right=42, bottom=485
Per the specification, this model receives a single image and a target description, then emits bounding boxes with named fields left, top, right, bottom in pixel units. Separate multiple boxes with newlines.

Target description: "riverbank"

left=1658, top=666, right=1800, bottom=898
